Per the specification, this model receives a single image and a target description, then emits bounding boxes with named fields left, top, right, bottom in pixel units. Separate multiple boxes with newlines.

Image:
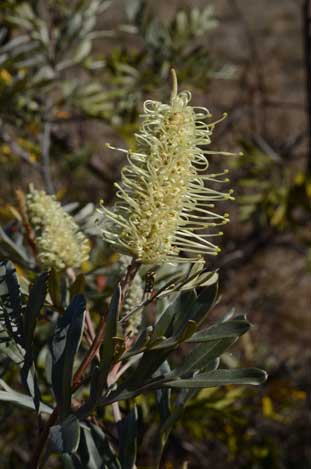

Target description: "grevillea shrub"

left=0, top=72, right=266, bottom=469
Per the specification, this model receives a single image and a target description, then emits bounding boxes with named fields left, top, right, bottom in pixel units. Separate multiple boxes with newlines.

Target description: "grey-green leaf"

left=50, top=415, right=81, bottom=453
left=51, top=295, right=86, bottom=419
left=165, top=368, right=268, bottom=388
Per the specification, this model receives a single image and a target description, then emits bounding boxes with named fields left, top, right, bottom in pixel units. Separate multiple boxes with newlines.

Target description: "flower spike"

left=99, top=70, right=233, bottom=265
left=26, top=186, right=90, bottom=270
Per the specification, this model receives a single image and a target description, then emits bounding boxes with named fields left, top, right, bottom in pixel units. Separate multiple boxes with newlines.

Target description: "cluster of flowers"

left=26, top=186, right=90, bottom=271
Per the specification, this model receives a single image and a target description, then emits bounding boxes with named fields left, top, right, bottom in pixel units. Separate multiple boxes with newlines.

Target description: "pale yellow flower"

left=26, top=186, right=90, bottom=270
left=99, top=70, right=234, bottom=265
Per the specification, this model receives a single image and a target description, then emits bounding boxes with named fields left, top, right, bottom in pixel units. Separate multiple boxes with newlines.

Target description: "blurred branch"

left=86, top=160, right=114, bottom=185
left=230, top=0, right=268, bottom=135
left=303, top=0, right=311, bottom=175
left=252, top=135, right=282, bottom=163
left=41, top=122, right=54, bottom=194
left=263, top=99, right=305, bottom=110
left=0, top=121, right=42, bottom=171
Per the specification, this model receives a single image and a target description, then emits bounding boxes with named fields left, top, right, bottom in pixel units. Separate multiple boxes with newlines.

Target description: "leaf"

left=186, top=319, right=250, bottom=343
left=0, top=379, right=52, bottom=414
left=48, top=268, right=65, bottom=311
left=69, top=274, right=85, bottom=300
left=0, top=260, right=24, bottom=347
left=122, top=346, right=174, bottom=390
left=20, top=364, right=41, bottom=413
left=124, top=0, right=145, bottom=21
left=51, top=295, right=86, bottom=419
left=165, top=368, right=268, bottom=388
left=23, top=272, right=49, bottom=350
left=172, top=283, right=218, bottom=337
left=0, top=227, right=31, bottom=268
left=78, top=426, right=103, bottom=469
left=171, top=338, right=235, bottom=378
left=50, top=415, right=81, bottom=453
left=73, top=39, right=92, bottom=64
left=156, top=362, right=171, bottom=425
left=118, top=405, right=138, bottom=469
left=188, top=281, right=219, bottom=325
left=157, top=290, right=196, bottom=339
left=89, top=424, right=121, bottom=468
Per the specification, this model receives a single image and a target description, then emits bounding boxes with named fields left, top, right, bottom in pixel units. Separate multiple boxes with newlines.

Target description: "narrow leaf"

left=50, top=415, right=81, bottom=453
left=51, top=295, right=86, bottom=418
left=118, top=406, right=138, bottom=469
left=165, top=368, right=268, bottom=388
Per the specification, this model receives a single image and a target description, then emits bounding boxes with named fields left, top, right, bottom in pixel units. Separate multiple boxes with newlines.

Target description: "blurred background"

left=0, top=0, right=310, bottom=467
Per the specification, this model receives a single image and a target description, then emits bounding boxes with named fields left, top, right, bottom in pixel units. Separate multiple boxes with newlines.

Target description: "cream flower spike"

left=99, top=70, right=235, bottom=265
left=26, top=185, right=90, bottom=270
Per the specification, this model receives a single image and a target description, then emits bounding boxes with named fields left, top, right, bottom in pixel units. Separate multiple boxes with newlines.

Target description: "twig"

left=303, top=0, right=311, bottom=175
left=72, top=315, right=106, bottom=392
left=108, top=259, right=141, bottom=423
left=28, top=314, right=106, bottom=468
left=0, top=122, right=42, bottom=171
left=230, top=0, right=268, bottom=135
left=28, top=408, right=58, bottom=469
left=41, top=122, right=54, bottom=194
left=252, top=135, right=282, bottom=163
left=29, top=259, right=141, bottom=467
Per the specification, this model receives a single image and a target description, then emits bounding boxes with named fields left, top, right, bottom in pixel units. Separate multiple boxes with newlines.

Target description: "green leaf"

left=48, top=269, right=65, bottom=311
left=69, top=274, right=85, bottom=300
left=172, top=283, right=218, bottom=337
left=0, top=227, right=32, bottom=268
left=89, top=424, right=121, bottom=468
left=50, top=415, right=81, bottom=453
left=78, top=426, right=103, bottom=469
left=51, top=295, right=86, bottom=419
left=0, top=379, right=52, bottom=414
left=122, top=347, right=174, bottom=390
left=23, top=272, right=49, bottom=350
left=158, top=290, right=196, bottom=339
left=118, top=405, right=138, bottom=469
left=0, top=260, right=24, bottom=347
left=171, top=338, right=235, bottom=378
left=165, top=368, right=268, bottom=388
left=189, top=282, right=219, bottom=325
left=186, top=319, right=250, bottom=343
left=124, top=0, right=145, bottom=21
left=156, top=362, right=171, bottom=425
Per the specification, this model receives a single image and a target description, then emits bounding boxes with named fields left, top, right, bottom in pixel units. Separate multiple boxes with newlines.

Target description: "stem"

left=28, top=408, right=58, bottom=469
left=303, top=0, right=311, bottom=175
left=72, top=315, right=106, bottom=392
left=28, top=315, right=106, bottom=468
left=29, top=259, right=140, bottom=467
left=0, top=121, right=42, bottom=171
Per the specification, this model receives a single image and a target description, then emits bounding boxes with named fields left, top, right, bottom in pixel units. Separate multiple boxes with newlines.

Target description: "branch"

left=0, top=122, right=42, bottom=171
left=29, top=259, right=141, bottom=468
left=41, top=122, right=54, bottom=194
left=303, top=0, right=311, bottom=174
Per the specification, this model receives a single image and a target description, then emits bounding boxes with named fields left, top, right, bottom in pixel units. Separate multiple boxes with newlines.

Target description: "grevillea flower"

left=99, top=70, right=235, bottom=265
left=26, top=186, right=90, bottom=270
